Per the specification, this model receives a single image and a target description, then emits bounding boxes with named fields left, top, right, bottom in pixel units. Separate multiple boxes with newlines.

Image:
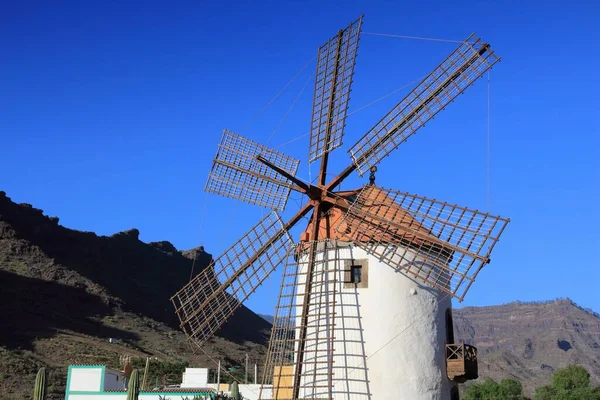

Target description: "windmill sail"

left=205, top=130, right=301, bottom=210
left=337, top=186, right=509, bottom=301
left=171, top=211, right=293, bottom=346
left=349, top=35, right=500, bottom=176
left=308, top=16, right=362, bottom=163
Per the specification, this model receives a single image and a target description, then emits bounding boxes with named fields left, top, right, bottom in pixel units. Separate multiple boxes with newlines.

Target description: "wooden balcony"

left=446, top=343, right=478, bottom=383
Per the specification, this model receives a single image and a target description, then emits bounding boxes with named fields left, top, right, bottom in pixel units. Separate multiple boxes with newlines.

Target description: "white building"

left=64, top=365, right=216, bottom=400
left=293, top=243, right=456, bottom=399
left=265, top=185, right=473, bottom=400
left=64, top=364, right=269, bottom=400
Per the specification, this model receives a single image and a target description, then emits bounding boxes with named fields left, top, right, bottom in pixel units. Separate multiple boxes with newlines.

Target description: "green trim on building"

left=68, top=392, right=215, bottom=395
left=65, top=365, right=215, bottom=400
left=64, top=365, right=107, bottom=399
left=66, top=391, right=215, bottom=400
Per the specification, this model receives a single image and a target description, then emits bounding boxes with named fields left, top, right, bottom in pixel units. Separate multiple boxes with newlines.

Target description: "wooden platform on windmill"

left=446, top=342, right=479, bottom=382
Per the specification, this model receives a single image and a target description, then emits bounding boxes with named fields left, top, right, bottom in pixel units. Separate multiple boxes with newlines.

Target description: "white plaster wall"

left=256, top=385, right=273, bottom=400
left=69, top=395, right=117, bottom=400
left=237, top=384, right=265, bottom=400
left=205, top=383, right=266, bottom=400
left=181, top=367, right=209, bottom=388
left=69, top=395, right=215, bottom=400
left=359, top=246, right=452, bottom=400
left=295, top=242, right=452, bottom=400
left=68, top=368, right=103, bottom=391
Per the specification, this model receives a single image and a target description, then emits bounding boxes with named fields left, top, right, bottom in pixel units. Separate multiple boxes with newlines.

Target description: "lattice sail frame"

left=205, top=130, right=300, bottom=210
left=337, top=186, right=509, bottom=301
left=173, top=17, right=509, bottom=397
left=308, top=16, right=363, bottom=163
left=260, top=241, right=371, bottom=400
left=171, top=211, right=292, bottom=346
left=349, top=35, right=500, bottom=175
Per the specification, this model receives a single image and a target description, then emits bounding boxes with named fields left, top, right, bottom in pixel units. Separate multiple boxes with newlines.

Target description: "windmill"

left=172, top=15, right=509, bottom=400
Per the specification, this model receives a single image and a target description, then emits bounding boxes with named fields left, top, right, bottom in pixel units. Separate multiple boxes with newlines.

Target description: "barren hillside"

left=454, top=299, right=600, bottom=394
left=2, top=190, right=599, bottom=399
left=0, top=191, right=270, bottom=399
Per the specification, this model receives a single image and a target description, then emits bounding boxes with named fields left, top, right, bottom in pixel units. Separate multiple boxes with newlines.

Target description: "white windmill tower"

left=171, top=15, right=509, bottom=400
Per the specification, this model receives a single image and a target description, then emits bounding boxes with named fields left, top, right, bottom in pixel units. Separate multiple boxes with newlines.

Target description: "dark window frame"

left=445, top=308, right=455, bottom=344
left=344, top=259, right=368, bottom=288
left=351, top=264, right=362, bottom=283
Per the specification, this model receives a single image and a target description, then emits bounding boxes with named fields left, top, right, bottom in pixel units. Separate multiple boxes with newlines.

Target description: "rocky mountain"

left=258, top=300, right=600, bottom=396
left=2, top=190, right=600, bottom=399
left=260, top=299, right=600, bottom=394
left=0, top=191, right=270, bottom=399
left=454, top=299, right=600, bottom=395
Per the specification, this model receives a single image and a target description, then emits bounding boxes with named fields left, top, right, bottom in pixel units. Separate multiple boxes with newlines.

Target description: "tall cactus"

left=33, top=367, right=47, bottom=400
left=230, top=381, right=240, bottom=400
left=126, top=369, right=140, bottom=400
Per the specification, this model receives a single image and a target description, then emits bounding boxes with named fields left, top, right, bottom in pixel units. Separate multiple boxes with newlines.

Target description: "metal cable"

left=276, top=74, right=430, bottom=150
left=241, top=55, right=316, bottom=132
left=189, top=191, right=209, bottom=281
left=487, top=71, right=491, bottom=212
left=364, top=32, right=467, bottom=44
left=266, top=73, right=314, bottom=146
left=194, top=344, right=261, bottom=397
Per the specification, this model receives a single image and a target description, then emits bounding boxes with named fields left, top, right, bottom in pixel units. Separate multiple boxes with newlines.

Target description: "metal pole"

left=254, top=363, right=257, bottom=384
left=141, top=357, right=149, bottom=391
left=217, top=360, right=221, bottom=389
left=245, top=354, right=249, bottom=384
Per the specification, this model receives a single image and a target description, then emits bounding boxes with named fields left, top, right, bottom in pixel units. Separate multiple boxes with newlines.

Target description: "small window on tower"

left=351, top=265, right=362, bottom=284
left=344, top=259, right=368, bottom=288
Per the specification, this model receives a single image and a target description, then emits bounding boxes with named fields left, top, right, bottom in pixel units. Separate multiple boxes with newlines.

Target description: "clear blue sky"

left=1, top=0, right=599, bottom=315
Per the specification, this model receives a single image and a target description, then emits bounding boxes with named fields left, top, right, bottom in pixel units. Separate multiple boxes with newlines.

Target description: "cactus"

left=230, top=381, right=241, bottom=400
left=127, top=369, right=140, bottom=400
left=33, top=367, right=47, bottom=400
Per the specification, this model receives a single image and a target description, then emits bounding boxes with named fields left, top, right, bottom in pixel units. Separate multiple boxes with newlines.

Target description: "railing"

left=446, top=343, right=478, bottom=382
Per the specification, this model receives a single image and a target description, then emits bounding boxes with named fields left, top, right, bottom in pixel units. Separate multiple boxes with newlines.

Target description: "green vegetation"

left=464, top=377, right=524, bottom=399
left=535, top=365, right=600, bottom=400
left=131, top=358, right=189, bottom=388
left=230, top=381, right=241, bottom=400
left=33, top=367, right=46, bottom=400
left=126, top=369, right=139, bottom=400
left=465, top=365, right=600, bottom=399
left=222, top=366, right=246, bottom=384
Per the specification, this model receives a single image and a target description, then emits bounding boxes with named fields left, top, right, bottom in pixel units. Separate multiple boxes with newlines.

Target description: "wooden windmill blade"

left=171, top=207, right=311, bottom=346
left=308, top=16, right=363, bottom=164
left=348, top=35, right=500, bottom=176
left=336, top=186, right=510, bottom=301
left=261, top=241, right=352, bottom=400
left=204, top=129, right=301, bottom=211
left=260, top=245, right=302, bottom=400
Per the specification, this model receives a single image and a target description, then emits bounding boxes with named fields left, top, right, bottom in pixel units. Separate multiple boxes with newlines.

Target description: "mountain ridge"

left=0, top=191, right=271, bottom=399
left=259, top=298, right=600, bottom=396
left=454, top=298, right=600, bottom=394
left=1, top=190, right=599, bottom=398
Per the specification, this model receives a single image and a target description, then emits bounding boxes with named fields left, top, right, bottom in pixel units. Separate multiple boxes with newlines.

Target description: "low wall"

left=69, top=393, right=214, bottom=400
left=205, top=383, right=272, bottom=400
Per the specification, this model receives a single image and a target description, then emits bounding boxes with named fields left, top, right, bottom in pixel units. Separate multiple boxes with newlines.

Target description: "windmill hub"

left=172, top=15, right=510, bottom=400
left=306, top=184, right=324, bottom=202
